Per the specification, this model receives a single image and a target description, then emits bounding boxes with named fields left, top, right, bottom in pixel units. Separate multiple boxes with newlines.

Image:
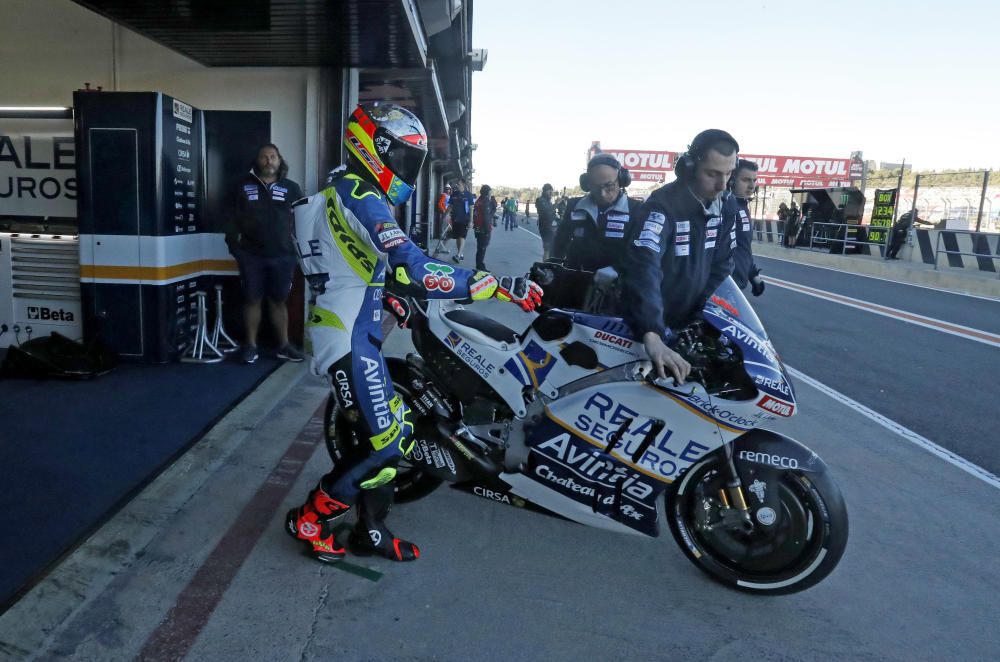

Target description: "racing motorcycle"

left=325, top=272, right=848, bottom=594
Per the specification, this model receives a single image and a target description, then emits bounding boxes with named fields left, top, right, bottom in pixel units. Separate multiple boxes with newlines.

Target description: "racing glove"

left=467, top=272, right=543, bottom=312
left=750, top=275, right=766, bottom=297
left=383, top=293, right=412, bottom=328
left=495, top=276, right=544, bottom=311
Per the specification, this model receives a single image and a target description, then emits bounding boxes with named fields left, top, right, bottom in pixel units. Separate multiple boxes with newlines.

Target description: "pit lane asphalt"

left=2, top=224, right=998, bottom=661
left=749, top=257, right=1000, bottom=476
left=756, top=254, right=1000, bottom=333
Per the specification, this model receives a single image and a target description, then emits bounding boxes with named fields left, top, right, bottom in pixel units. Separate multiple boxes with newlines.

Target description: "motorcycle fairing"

left=727, top=430, right=829, bottom=535
left=518, top=416, right=663, bottom=536
left=732, top=429, right=827, bottom=475
left=652, top=382, right=765, bottom=433
left=702, top=278, right=797, bottom=414
left=515, top=377, right=759, bottom=535
left=502, top=339, right=559, bottom=388
left=427, top=300, right=533, bottom=416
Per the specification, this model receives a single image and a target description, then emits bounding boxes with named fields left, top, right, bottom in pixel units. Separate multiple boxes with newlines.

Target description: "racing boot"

left=285, top=484, right=351, bottom=563
left=348, top=485, right=420, bottom=562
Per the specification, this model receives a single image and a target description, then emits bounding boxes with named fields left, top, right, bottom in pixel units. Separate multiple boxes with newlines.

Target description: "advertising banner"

left=593, top=142, right=853, bottom=188
left=739, top=154, right=852, bottom=188
left=0, top=120, right=77, bottom=218
left=868, top=188, right=897, bottom=244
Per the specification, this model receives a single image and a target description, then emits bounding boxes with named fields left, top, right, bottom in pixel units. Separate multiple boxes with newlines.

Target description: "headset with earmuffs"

left=674, top=129, right=740, bottom=183
left=579, top=153, right=631, bottom=192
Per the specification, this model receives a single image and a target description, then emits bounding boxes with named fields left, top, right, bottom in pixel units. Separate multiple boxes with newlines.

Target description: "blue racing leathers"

left=619, top=180, right=735, bottom=335
left=293, top=168, right=494, bottom=501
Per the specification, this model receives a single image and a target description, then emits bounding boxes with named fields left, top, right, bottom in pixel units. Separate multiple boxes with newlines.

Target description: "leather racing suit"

left=293, top=169, right=491, bottom=500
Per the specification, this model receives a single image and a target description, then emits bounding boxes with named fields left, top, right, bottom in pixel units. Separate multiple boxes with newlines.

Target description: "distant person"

left=536, top=183, right=558, bottom=260
left=777, top=202, right=789, bottom=223
left=432, top=183, right=452, bottom=255
left=555, top=195, right=568, bottom=220
left=225, top=143, right=304, bottom=364
left=887, top=209, right=918, bottom=259
left=501, top=196, right=514, bottom=230
left=783, top=201, right=801, bottom=247
left=725, top=159, right=765, bottom=296
left=448, top=177, right=475, bottom=263
left=473, top=184, right=496, bottom=270
left=552, top=153, right=642, bottom=272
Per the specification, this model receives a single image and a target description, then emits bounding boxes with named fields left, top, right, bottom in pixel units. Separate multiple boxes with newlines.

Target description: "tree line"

left=865, top=167, right=992, bottom=188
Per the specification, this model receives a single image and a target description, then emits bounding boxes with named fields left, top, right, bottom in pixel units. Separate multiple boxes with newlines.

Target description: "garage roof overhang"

left=70, top=0, right=428, bottom=69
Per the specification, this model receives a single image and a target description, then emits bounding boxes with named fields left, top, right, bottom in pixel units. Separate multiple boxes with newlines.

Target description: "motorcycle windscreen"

left=702, top=277, right=768, bottom=341
left=702, top=278, right=797, bottom=406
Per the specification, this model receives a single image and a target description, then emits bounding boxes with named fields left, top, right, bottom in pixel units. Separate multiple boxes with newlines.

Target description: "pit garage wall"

left=0, top=0, right=318, bottom=195
left=2, top=0, right=437, bottom=243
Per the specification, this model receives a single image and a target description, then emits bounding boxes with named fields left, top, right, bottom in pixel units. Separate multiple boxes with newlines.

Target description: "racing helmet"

left=345, top=102, right=428, bottom=205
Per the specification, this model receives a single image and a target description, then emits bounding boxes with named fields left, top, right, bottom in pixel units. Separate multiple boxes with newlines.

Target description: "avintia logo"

left=27, top=306, right=75, bottom=321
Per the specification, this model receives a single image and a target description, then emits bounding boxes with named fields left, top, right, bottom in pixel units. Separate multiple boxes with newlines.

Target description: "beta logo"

left=758, top=395, right=794, bottom=417
left=26, top=306, right=74, bottom=321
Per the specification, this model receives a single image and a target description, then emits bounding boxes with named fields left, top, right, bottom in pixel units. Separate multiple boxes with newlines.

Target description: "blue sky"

left=470, top=0, right=999, bottom=188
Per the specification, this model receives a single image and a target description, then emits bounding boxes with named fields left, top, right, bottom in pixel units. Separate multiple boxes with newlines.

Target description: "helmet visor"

left=375, top=127, right=427, bottom=186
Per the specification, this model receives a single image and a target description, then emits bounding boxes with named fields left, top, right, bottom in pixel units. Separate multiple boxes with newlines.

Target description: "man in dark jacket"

left=552, top=153, right=643, bottom=272
left=448, top=177, right=475, bottom=264
left=473, top=184, right=495, bottom=270
left=226, top=143, right=304, bottom=364
left=725, top=159, right=765, bottom=295
left=536, top=183, right=558, bottom=260
left=620, top=129, right=739, bottom=383
left=887, top=209, right=918, bottom=259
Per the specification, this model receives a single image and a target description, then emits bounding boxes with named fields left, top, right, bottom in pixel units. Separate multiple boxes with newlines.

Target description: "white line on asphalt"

left=757, top=254, right=1000, bottom=303
left=765, top=275, right=1000, bottom=349
left=787, top=365, right=1000, bottom=491
left=518, top=226, right=541, bottom=240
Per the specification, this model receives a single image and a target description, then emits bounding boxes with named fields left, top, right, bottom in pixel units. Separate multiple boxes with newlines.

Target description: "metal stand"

left=181, top=291, right=224, bottom=364
left=210, top=284, right=238, bottom=353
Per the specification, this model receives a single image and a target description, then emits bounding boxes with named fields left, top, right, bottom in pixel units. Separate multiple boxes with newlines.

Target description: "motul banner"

left=742, top=154, right=852, bottom=188
left=599, top=149, right=677, bottom=172
left=594, top=143, right=852, bottom=188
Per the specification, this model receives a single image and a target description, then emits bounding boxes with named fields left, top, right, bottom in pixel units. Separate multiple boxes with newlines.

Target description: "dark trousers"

left=887, top=229, right=907, bottom=258
left=475, top=231, right=491, bottom=270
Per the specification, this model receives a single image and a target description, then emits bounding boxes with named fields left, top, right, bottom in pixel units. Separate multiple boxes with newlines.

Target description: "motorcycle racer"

left=286, top=102, right=541, bottom=563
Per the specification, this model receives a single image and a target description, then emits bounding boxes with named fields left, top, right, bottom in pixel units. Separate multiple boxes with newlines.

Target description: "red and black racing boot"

left=285, top=485, right=351, bottom=563
left=348, top=485, right=420, bottom=562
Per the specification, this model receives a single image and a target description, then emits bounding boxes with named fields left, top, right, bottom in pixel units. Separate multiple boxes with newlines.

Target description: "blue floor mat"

left=0, top=353, right=281, bottom=611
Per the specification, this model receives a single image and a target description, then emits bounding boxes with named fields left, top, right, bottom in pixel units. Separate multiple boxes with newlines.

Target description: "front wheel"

left=666, top=453, right=848, bottom=595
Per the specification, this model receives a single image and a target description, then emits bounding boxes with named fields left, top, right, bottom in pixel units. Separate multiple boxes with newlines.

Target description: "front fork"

left=716, top=442, right=755, bottom=533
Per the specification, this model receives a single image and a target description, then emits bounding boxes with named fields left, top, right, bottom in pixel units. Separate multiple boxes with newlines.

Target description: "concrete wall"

left=0, top=0, right=319, bottom=193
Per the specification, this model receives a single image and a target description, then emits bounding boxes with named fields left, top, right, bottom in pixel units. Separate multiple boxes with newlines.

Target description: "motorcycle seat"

left=443, top=309, right=518, bottom=343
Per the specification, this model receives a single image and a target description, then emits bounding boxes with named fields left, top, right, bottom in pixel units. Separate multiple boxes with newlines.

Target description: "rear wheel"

left=666, top=453, right=848, bottom=595
left=323, top=366, right=443, bottom=504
